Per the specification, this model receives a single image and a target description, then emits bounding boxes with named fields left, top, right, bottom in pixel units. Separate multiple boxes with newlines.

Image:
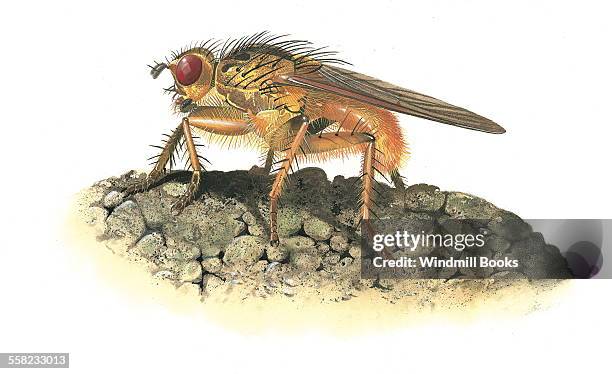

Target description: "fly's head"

left=150, top=43, right=217, bottom=113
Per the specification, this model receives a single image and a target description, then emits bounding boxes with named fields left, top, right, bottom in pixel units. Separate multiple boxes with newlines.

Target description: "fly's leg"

left=389, top=169, right=405, bottom=190
left=297, top=131, right=384, bottom=246
left=390, top=169, right=407, bottom=210
left=170, top=118, right=203, bottom=215
left=268, top=129, right=383, bottom=244
left=249, top=149, right=275, bottom=176
left=269, top=115, right=310, bottom=246
left=124, top=124, right=184, bottom=195
left=359, top=140, right=386, bottom=248
left=171, top=107, right=253, bottom=214
left=360, top=140, right=376, bottom=221
left=263, top=149, right=275, bottom=174
left=127, top=106, right=253, bottom=212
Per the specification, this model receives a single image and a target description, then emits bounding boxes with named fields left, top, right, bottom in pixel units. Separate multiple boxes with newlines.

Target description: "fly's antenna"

left=148, top=61, right=168, bottom=79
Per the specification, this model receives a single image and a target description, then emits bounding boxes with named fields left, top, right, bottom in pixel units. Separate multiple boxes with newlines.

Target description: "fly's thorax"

left=215, top=87, right=264, bottom=113
left=194, top=87, right=227, bottom=107
left=215, top=52, right=296, bottom=112
left=248, top=108, right=302, bottom=147
left=216, top=52, right=295, bottom=89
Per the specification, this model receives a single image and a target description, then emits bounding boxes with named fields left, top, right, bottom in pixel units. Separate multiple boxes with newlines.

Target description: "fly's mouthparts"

left=180, top=99, right=194, bottom=112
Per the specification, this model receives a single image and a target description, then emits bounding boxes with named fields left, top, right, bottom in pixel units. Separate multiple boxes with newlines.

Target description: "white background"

left=1, top=0, right=611, bottom=373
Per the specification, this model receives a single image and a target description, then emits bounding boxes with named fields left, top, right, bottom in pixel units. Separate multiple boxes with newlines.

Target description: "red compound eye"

left=175, top=54, right=202, bottom=86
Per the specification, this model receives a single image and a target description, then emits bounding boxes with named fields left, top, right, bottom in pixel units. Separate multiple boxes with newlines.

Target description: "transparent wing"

left=276, top=65, right=505, bottom=134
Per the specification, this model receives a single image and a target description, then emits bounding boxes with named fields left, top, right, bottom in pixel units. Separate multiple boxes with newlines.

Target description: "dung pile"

left=75, top=167, right=571, bottom=305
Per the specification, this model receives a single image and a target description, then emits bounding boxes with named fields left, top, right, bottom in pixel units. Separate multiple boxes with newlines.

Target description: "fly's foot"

left=123, top=179, right=150, bottom=195
left=269, top=233, right=279, bottom=247
left=170, top=198, right=187, bottom=216
left=170, top=170, right=201, bottom=215
left=123, top=171, right=164, bottom=195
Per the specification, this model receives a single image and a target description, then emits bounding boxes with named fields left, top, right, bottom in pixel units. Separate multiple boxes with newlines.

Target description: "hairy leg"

left=268, top=115, right=310, bottom=245
left=299, top=131, right=378, bottom=221
left=171, top=107, right=253, bottom=213
left=170, top=118, right=203, bottom=214
left=249, top=148, right=275, bottom=176
left=263, top=149, right=275, bottom=174
left=390, top=169, right=407, bottom=210
left=301, top=131, right=389, bottom=251
left=124, top=124, right=184, bottom=195
left=126, top=107, right=252, bottom=212
left=360, top=141, right=376, bottom=221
